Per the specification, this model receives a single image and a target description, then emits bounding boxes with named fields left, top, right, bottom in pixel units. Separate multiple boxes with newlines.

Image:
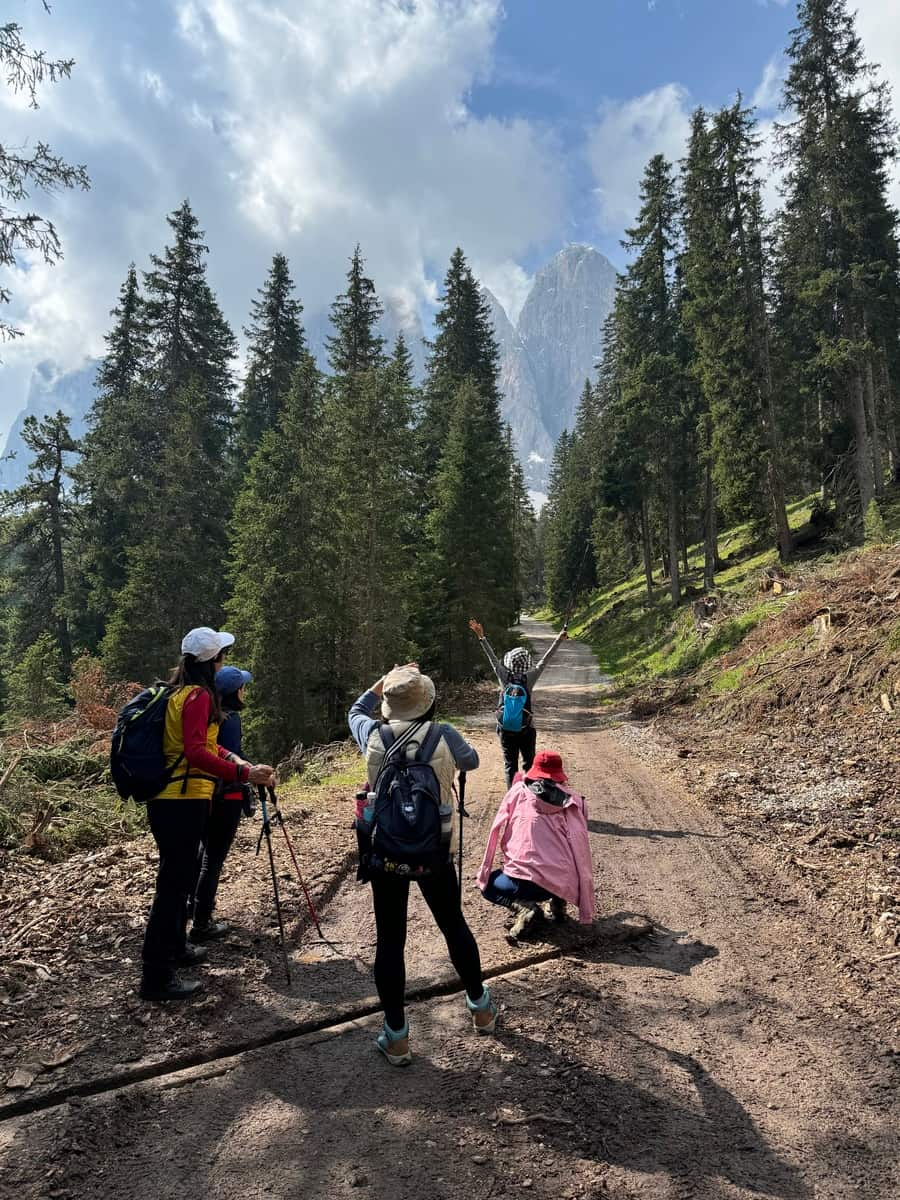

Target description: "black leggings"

left=499, top=726, right=537, bottom=788
left=193, top=799, right=242, bottom=925
left=370, top=865, right=485, bottom=1031
left=142, top=799, right=208, bottom=975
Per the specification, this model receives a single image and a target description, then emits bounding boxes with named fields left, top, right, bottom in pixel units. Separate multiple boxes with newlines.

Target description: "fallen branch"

left=0, top=752, right=22, bottom=791
left=494, top=1111, right=576, bottom=1127
left=751, top=655, right=820, bottom=687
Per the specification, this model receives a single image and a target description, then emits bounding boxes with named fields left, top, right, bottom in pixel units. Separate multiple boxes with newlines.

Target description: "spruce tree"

left=618, top=155, right=685, bottom=605
left=316, top=250, right=414, bottom=712
left=682, top=102, right=793, bottom=560
left=101, top=378, right=232, bottom=682
left=774, top=0, right=900, bottom=533
left=77, top=265, right=150, bottom=639
left=420, top=248, right=502, bottom=476
left=236, top=253, right=306, bottom=458
left=227, top=353, right=329, bottom=758
left=418, top=379, right=517, bottom=679
left=326, top=245, right=386, bottom=375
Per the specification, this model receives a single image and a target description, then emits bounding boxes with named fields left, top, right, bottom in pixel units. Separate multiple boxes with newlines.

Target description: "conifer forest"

left=2, top=0, right=899, bottom=764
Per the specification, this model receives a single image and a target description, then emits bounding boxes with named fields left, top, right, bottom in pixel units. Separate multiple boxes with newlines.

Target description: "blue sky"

left=2, top=0, right=897, bottom=432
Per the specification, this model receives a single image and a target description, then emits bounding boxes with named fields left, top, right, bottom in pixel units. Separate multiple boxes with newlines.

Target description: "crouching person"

left=349, top=664, right=497, bottom=1066
left=477, top=750, right=594, bottom=940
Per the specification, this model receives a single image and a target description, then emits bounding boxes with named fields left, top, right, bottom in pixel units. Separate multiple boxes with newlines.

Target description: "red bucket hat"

left=526, top=751, right=568, bottom=783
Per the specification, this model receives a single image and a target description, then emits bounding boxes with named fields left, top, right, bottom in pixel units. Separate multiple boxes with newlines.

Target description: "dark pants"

left=193, top=799, right=242, bottom=925
left=142, top=799, right=208, bottom=977
left=482, top=868, right=556, bottom=908
left=499, top=725, right=537, bottom=788
left=370, top=865, right=485, bottom=1031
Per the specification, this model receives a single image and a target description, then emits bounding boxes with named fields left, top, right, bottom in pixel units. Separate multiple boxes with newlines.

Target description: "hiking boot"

left=467, top=987, right=498, bottom=1035
left=175, top=943, right=208, bottom=967
left=375, top=1020, right=412, bottom=1067
left=139, top=973, right=204, bottom=1003
left=190, top=919, right=230, bottom=943
left=507, top=901, right=541, bottom=941
left=546, top=897, right=567, bottom=923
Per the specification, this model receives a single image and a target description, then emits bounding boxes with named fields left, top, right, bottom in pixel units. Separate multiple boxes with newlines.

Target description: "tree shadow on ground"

left=588, top=818, right=727, bottom=841
left=3, top=981, right=814, bottom=1200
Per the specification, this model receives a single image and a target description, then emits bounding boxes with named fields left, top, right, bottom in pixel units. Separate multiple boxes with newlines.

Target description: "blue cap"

left=215, top=666, right=253, bottom=695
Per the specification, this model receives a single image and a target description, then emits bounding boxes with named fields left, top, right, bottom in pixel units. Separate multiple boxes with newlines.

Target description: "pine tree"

left=682, top=102, right=793, bottom=560
left=326, top=245, right=385, bottom=375
left=542, top=383, right=598, bottom=612
left=227, top=354, right=329, bottom=758
left=418, top=379, right=517, bottom=679
left=1, top=15, right=90, bottom=345
left=420, top=248, right=502, bottom=477
left=0, top=412, right=79, bottom=674
left=315, top=250, right=415, bottom=714
left=618, top=155, right=685, bottom=605
left=774, top=0, right=900, bottom=533
left=236, top=253, right=306, bottom=458
left=77, top=265, right=150, bottom=639
left=101, top=379, right=232, bottom=682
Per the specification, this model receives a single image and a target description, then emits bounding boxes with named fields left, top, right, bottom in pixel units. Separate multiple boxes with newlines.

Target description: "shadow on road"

left=588, top=818, right=728, bottom=842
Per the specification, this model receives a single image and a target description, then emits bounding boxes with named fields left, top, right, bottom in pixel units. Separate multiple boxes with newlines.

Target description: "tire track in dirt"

left=2, top=620, right=898, bottom=1200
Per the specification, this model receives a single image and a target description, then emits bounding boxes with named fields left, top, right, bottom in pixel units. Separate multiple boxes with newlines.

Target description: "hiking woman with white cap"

left=468, top=619, right=568, bottom=787
left=349, top=663, right=497, bottom=1065
left=140, top=628, right=275, bottom=1003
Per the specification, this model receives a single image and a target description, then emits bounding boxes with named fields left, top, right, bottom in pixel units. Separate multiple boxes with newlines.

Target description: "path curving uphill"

left=1, top=622, right=897, bottom=1200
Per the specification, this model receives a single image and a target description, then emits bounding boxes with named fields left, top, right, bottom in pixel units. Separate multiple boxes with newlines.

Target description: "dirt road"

left=1, top=621, right=897, bottom=1199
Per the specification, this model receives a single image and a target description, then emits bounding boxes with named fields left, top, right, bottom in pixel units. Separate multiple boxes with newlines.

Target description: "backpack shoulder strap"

left=379, top=725, right=397, bottom=751
left=415, top=722, right=444, bottom=764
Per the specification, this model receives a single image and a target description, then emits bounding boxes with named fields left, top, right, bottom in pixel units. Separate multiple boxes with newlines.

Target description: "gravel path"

left=1, top=621, right=897, bottom=1200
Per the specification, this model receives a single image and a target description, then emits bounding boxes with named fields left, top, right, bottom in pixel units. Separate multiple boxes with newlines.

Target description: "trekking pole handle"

left=458, top=771, right=468, bottom=817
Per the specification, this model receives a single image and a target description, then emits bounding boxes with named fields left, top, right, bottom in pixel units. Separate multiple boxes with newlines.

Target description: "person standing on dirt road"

left=189, top=665, right=256, bottom=944
left=478, top=750, right=594, bottom=940
left=469, top=618, right=568, bottom=787
left=140, top=629, right=274, bottom=1003
left=348, top=664, right=497, bottom=1066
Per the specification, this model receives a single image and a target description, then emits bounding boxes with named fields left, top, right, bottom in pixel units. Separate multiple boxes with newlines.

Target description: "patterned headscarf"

left=503, top=647, right=532, bottom=675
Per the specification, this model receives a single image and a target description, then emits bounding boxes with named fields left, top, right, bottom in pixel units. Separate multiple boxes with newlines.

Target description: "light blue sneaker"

left=375, top=1019, right=412, bottom=1067
left=466, top=986, right=498, bottom=1034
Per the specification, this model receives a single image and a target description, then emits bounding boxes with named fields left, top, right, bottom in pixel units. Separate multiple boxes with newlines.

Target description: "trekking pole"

left=268, top=786, right=323, bottom=938
left=456, top=772, right=468, bottom=904
left=256, top=785, right=291, bottom=984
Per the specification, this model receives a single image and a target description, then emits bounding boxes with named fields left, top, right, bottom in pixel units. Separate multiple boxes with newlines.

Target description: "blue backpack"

left=499, top=673, right=532, bottom=733
left=368, top=723, right=452, bottom=875
left=110, top=685, right=181, bottom=803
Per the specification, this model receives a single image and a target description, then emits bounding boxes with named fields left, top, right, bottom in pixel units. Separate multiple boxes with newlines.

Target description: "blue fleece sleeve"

left=217, top=712, right=243, bottom=756
left=440, top=724, right=479, bottom=772
left=348, top=690, right=380, bottom=754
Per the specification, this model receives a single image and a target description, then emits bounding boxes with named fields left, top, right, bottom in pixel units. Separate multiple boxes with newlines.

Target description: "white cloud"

left=586, top=83, right=692, bottom=232
left=476, top=260, right=534, bottom=325
left=752, top=56, right=786, bottom=113
left=2, top=0, right=564, bottom=431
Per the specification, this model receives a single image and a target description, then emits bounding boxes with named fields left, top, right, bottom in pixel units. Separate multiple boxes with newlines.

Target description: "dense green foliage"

left=0, top=215, right=532, bottom=758
left=543, top=0, right=900, bottom=614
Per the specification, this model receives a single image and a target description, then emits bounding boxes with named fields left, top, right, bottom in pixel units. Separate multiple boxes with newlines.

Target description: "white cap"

left=180, top=627, right=235, bottom=662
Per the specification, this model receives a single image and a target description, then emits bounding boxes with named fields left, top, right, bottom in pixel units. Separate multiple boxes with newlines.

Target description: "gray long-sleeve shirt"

left=478, top=630, right=566, bottom=692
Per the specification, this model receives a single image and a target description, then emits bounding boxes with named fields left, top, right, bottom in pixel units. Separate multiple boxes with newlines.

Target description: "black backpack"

left=370, top=723, right=451, bottom=875
left=110, top=685, right=182, bottom=803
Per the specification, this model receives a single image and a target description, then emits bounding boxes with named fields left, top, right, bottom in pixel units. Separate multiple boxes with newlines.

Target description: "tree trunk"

left=863, top=352, right=884, bottom=500
left=640, top=497, right=653, bottom=597
left=703, top=459, right=717, bottom=593
left=49, top=453, right=72, bottom=672
left=849, top=365, right=875, bottom=520
left=879, top=359, right=900, bottom=484
left=666, top=455, right=681, bottom=606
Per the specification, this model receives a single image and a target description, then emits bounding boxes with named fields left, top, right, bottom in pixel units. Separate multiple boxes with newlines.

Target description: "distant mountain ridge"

left=1, top=247, right=616, bottom=500
left=484, top=244, right=617, bottom=497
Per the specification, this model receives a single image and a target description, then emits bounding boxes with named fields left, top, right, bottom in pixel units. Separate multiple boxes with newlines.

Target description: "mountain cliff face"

left=0, top=360, right=99, bottom=491
left=480, top=287, right=553, bottom=493
left=485, top=244, right=617, bottom=497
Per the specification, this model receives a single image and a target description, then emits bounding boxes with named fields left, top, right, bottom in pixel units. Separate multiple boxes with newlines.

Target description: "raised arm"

left=528, top=626, right=568, bottom=686
left=348, top=687, right=382, bottom=754
left=469, top=618, right=505, bottom=682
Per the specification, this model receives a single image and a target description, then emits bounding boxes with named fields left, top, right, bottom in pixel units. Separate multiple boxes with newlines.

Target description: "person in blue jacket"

left=189, top=666, right=255, bottom=942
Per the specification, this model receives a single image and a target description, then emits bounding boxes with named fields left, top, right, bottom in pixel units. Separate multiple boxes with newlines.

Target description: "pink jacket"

left=477, top=781, right=595, bottom=923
